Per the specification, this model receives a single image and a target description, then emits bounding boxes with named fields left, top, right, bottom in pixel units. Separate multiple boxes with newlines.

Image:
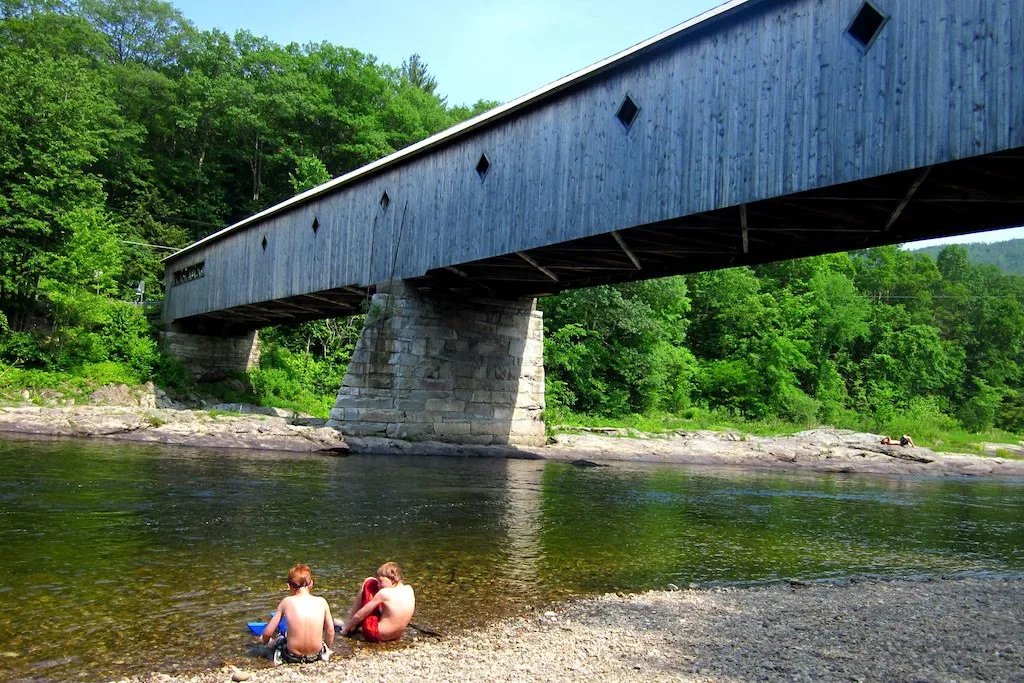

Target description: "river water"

left=1, top=435, right=1022, bottom=681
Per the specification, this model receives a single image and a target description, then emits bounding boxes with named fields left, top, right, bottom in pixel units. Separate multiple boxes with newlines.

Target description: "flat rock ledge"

left=0, top=406, right=350, bottom=454
left=2, top=406, right=1023, bottom=476
left=118, top=577, right=1024, bottom=683
left=536, top=428, right=1024, bottom=477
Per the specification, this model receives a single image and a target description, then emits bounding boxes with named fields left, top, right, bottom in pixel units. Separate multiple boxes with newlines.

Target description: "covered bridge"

left=162, top=0, right=1024, bottom=446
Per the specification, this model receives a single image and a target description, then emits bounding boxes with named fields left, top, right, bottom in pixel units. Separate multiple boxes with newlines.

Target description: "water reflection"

left=500, top=461, right=544, bottom=591
left=0, top=436, right=1022, bottom=681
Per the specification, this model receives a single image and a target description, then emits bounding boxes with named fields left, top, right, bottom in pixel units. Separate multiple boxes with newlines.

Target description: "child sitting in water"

left=337, top=561, right=416, bottom=642
left=260, top=564, right=334, bottom=664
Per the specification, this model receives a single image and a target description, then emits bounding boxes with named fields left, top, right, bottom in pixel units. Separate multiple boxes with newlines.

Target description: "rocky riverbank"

left=3, top=402, right=1024, bottom=477
left=2, top=402, right=1024, bottom=477
left=116, top=577, right=1023, bottom=683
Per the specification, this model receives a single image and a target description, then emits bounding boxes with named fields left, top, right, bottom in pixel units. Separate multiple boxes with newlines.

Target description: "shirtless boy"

left=260, top=564, right=334, bottom=664
left=337, top=562, right=416, bottom=642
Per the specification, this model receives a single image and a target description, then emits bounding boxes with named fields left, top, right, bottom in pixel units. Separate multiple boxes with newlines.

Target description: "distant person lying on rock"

left=260, top=564, right=334, bottom=664
left=336, top=562, right=415, bottom=642
left=880, top=434, right=916, bottom=447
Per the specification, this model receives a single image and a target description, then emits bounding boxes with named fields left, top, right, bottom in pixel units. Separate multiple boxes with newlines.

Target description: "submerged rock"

left=569, top=458, right=609, bottom=468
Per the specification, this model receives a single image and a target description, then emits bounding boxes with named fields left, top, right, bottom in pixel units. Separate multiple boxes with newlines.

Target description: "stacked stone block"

left=327, top=281, right=545, bottom=446
left=160, top=329, right=260, bottom=379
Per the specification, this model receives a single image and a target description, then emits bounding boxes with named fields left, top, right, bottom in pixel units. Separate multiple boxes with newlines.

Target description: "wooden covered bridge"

left=162, top=0, right=1024, bottom=446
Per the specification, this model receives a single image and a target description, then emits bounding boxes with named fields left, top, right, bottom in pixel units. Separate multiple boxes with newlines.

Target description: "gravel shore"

left=121, top=577, right=1023, bottom=683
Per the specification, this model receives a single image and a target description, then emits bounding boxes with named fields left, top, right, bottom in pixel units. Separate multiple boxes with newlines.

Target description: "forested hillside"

left=543, top=247, right=1024, bottom=435
left=0, top=0, right=492, bottom=400
left=2, top=1, right=1023, bottom=440
left=911, top=238, right=1024, bottom=275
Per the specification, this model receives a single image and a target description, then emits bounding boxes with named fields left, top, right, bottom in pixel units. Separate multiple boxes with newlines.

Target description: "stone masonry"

left=326, top=281, right=545, bottom=446
left=160, top=328, right=260, bottom=379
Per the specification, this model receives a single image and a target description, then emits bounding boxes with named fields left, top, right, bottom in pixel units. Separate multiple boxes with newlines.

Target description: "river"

left=1, top=435, right=1022, bottom=681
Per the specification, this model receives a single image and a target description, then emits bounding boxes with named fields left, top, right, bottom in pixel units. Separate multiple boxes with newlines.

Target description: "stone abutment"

left=160, top=327, right=260, bottom=380
left=326, top=281, right=545, bottom=446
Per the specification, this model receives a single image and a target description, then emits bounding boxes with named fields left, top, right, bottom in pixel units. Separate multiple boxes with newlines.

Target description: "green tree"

left=541, top=278, right=690, bottom=416
left=0, top=20, right=125, bottom=326
left=400, top=53, right=438, bottom=95
left=289, top=155, right=331, bottom=194
left=78, top=0, right=190, bottom=66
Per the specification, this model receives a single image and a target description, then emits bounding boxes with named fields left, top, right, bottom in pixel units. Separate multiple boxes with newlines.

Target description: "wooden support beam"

left=557, top=265, right=653, bottom=272
left=445, top=265, right=495, bottom=294
left=916, top=198, right=1024, bottom=204
left=272, top=298, right=323, bottom=315
left=749, top=226, right=882, bottom=233
left=884, top=166, right=932, bottom=232
left=740, top=204, right=749, bottom=255
left=238, top=304, right=297, bottom=319
left=611, top=231, right=642, bottom=270
left=216, top=310, right=267, bottom=322
left=516, top=251, right=559, bottom=282
left=301, top=293, right=355, bottom=308
left=770, top=199, right=880, bottom=226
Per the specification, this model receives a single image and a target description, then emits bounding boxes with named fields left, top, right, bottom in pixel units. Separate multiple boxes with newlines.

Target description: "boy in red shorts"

left=337, top=562, right=416, bottom=642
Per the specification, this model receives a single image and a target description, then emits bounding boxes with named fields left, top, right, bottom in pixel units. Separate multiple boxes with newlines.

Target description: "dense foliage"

left=912, top=238, right=1024, bottom=276
left=542, top=246, right=1024, bottom=435
left=0, top=0, right=494, bottom=406
left=1, top=1, right=1022, bottom=438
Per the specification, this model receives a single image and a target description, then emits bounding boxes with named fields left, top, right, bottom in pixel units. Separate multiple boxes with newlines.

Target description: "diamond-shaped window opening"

left=616, top=95, right=640, bottom=131
left=475, top=153, right=491, bottom=181
left=261, top=235, right=268, bottom=251
left=846, top=2, right=888, bottom=51
left=311, top=216, right=320, bottom=234
left=379, top=190, right=391, bottom=213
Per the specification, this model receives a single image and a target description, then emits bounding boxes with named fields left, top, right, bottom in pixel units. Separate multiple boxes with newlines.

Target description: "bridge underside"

left=173, top=147, right=1023, bottom=334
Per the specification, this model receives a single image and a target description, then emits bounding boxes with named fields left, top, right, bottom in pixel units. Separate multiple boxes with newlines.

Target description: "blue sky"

left=167, top=0, right=1023, bottom=249
left=168, top=0, right=724, bottom=106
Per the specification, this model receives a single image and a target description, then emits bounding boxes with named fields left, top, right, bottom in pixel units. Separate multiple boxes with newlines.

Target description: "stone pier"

left=327, top=281, right=545, bottom=446
left=160, top=327, right=261, bottom=380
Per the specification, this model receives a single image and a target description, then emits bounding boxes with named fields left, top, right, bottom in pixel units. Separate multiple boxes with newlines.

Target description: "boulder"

left=89, top=384, right=137, bottom=406
left=212, top=403, right=296, bottom=418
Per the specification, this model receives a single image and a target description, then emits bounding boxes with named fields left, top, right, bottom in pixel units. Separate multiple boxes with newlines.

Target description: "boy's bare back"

left=375, top=583, right=415, bottom=641
left=260, top=564, right=334, bottom=658
left=339, top=562, right=416, bottom=642
left=277, top=593, right=334, bottom=655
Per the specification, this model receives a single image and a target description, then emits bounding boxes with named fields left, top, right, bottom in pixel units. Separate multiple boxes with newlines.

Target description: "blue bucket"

left=247, top=613, right=287, bottom=636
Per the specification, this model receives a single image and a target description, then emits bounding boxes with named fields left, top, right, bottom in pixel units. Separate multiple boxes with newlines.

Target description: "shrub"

left=152, top=352, right=192, bottom=393
left=0, top=331, right=51, bottom=366
left=99, top=302, right=159, bottom=377
left=79, top=361, right=143, bottom=386
left=957, top=380, right=1004, bottom=433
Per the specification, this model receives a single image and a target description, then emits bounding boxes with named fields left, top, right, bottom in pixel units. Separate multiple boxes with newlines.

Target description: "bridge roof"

left=164, top=0, right=757, bottom=262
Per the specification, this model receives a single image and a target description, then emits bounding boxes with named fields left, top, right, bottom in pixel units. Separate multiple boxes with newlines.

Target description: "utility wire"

left=119, top=240, right=178, bottom=251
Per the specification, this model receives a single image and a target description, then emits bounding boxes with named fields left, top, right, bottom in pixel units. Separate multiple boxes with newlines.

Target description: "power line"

left=119, top=240, right=178, bottom=251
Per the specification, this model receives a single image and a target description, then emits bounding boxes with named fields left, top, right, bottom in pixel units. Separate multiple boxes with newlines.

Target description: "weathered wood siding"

left=164, top=0, right=1024, bottom=323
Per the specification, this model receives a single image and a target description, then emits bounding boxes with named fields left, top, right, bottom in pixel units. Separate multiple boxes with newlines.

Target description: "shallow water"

left=1, top=435, right=1022, bottom=681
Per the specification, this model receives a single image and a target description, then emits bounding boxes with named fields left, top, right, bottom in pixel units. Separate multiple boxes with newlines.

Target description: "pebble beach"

left=123, top=577, right=1023, bottom=683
